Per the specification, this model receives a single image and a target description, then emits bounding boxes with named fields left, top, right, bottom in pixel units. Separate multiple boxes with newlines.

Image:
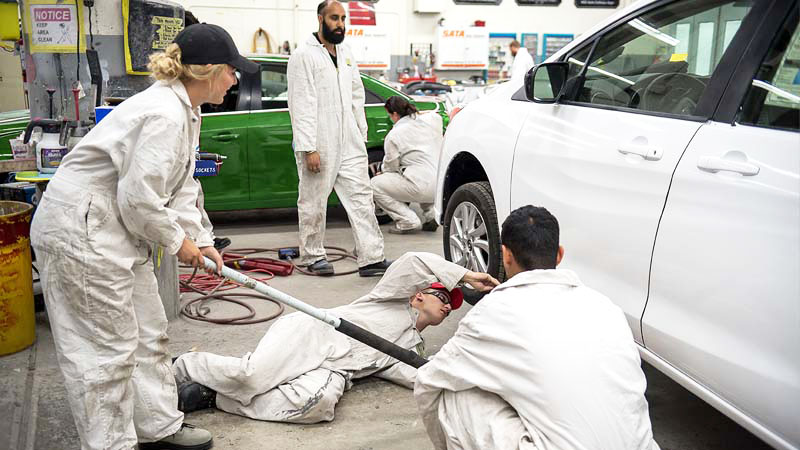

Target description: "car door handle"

left=697, top=156, right=760, bottom=176
left=618, top=143, right=663, bottom=161
left=211, top=133, right=239, bottom=142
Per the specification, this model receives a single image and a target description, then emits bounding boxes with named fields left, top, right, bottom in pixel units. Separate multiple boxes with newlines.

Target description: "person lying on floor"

left=173, top=252, right=499, bottom=423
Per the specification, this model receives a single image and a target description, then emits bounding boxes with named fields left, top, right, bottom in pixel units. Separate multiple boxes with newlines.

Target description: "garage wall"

left=173, top=0, right=636, bottom=57
left=0, top=50, right=25, bottom=112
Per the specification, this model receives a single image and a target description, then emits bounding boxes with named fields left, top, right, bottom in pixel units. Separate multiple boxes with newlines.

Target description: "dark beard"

left=322, top=20, right=345, bottom=44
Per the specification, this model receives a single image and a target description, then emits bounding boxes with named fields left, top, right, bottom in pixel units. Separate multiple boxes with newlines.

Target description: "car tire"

left=443, top=181, right=505, bottom=305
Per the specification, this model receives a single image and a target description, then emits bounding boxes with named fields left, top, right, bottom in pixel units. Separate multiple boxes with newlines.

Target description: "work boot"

left=358, top=259, right=393, bottom=277
left=387, top=225, right=419, bottom=234
left=421, top=220, right=439, bottom=232
left=213, top=237, right=231, bottom=251
left=178, top=381, right=217, bottom=413
left=139, top=423, right=213, bottom=450
left=308, top=259, right=335, bottom=276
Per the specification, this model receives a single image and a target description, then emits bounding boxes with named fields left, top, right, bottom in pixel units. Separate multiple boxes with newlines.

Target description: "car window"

left=365, top=87, right=384, bottom=105
left=201, top=71, right=241, bottom=114
left=738, top=16, right=800, bottom=131
left=261, top=64, right=289, bottom=110
left=565, top=0, right=753, bottom=117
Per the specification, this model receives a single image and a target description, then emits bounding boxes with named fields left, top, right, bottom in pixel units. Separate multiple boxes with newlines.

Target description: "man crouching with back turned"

left=415, top=205, right=660, bottom=450
left=173, top=252, right=499, bottom=423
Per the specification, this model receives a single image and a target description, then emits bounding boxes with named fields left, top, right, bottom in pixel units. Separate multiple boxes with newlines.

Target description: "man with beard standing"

left=287, top=0, right=390, bottom=277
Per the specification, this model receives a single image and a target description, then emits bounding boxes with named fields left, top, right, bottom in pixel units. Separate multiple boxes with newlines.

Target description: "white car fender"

left=435, top=86, right=532, bottom=225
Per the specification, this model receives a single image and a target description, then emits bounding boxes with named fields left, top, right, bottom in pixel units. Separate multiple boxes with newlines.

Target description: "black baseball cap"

left=174, top=23, right=258, bottom=74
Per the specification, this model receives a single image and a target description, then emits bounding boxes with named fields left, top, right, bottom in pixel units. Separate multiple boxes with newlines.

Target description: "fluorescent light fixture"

left=629, top=19, right=680, bottom=47
left=752, top=79, right=800, bottom=103
left=568, top=57, right=635, bottom=86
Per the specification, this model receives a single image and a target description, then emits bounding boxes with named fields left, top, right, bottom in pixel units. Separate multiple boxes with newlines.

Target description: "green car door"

left=247, top=62, right=297, bottom=208
left=199, top=73, right=251, bottom=209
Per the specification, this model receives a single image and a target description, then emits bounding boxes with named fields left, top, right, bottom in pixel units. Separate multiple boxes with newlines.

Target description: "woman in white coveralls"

left=30, top=24, right=256, bottom=450
left=371, top=96, right=443, bottom=234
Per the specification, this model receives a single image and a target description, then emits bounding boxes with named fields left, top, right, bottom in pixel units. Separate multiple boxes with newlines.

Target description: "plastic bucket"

left=0, top=201, right=35, bottom=355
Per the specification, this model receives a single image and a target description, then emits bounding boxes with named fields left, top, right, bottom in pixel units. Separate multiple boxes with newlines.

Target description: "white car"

left=434, top=0, right=799, bottom=449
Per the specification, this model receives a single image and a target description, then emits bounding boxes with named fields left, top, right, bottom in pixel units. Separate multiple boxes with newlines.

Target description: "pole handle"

left=337, top=319, right=429, bottom=369
left=203, top=256, right=429, bottom=369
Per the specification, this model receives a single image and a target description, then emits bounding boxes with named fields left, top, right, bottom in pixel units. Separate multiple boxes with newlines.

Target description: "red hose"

left=178, top=246, right=360, bottom=324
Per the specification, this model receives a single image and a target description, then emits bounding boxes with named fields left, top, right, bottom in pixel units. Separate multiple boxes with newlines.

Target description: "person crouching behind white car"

left=371, top=96, right=443, bottom=234
left=29, top=23, right=256, bottom=450
left=172, top=252, right=499, bottom=424
left=414, top=205, right=660, bottom=450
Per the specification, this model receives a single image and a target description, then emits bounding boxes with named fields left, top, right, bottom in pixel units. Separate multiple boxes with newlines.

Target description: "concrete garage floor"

left=2, top=208, right=773, bottom=450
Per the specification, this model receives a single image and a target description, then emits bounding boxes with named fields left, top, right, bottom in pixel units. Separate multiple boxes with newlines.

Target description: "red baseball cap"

left=430, top=282, right=463, bottom=310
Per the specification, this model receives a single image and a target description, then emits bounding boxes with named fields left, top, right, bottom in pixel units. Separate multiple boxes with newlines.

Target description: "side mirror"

left=525, top=62, right=569, bottom=104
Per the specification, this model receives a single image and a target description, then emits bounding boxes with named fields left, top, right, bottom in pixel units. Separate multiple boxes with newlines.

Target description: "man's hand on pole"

left=305, top=151, right=321, bottom=173
left=200, top=246, right=223, bottom=275
left=177, top=237, right=203, bottom=269
left=462, top=271, right=500, bottom=292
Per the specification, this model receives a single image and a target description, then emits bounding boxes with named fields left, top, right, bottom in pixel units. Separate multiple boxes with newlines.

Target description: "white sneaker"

left=138, top=423, right=213, bottom=450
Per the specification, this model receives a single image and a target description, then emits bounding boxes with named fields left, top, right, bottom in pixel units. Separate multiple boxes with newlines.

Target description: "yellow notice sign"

left=122, top=0, right=184, bottom=75
left=670, top=53, right=688, bottom=62
left=24, top=0, right=86, bottom=54
left=151, top=16, right=183, bottom=50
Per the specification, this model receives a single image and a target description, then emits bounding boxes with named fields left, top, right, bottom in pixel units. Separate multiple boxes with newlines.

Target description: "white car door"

left=510, top=0, right=756, bottom=342
left=643, top=11, right=800, bottom=450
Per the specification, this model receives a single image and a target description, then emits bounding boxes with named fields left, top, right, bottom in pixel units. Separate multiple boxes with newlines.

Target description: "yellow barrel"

left=0, top=201, right=35, bottom=355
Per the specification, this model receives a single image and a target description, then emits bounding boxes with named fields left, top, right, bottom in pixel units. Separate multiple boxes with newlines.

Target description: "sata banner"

left=345, top=26, right=390, bottom=70
left=436, top=27, right=489, bottom=70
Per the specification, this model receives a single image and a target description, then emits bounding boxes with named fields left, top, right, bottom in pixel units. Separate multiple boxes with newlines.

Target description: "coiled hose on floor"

left=179, top=246, right=358, bottom=324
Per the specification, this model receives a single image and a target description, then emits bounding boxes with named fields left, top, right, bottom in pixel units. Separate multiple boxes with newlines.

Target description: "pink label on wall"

left=33, top=8, right=72, bottom=22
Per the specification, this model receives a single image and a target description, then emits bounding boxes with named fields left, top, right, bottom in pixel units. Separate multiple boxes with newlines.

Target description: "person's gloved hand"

left=305, top=151, right=321, bottom=173
left=200, top=246, right=223, bottom=275
left=461, top=271, right=500, bottom=292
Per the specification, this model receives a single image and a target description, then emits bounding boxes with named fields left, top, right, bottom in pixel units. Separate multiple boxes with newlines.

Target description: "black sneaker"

left=177, top=381, right=217, bottom=413
left=213, top=237, right=231, bottom=251
left=421, top=220, right=439, bottom=232
left=139, top=423, right=213, bottom=450
left=308, top=259, right=335, bottom=276
left=358, top=259, right=393, bottom=277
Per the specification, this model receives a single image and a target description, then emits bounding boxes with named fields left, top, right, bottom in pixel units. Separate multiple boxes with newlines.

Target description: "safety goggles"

left=422, top=289, right=451, bottom=306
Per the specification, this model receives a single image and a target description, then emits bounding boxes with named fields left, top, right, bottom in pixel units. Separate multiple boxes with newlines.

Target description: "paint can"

left=0, top=201, right=35, bottom=355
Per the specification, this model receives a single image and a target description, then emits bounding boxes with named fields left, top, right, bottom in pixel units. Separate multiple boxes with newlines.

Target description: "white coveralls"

left=415, top=270, right=660, bottom=450
left=287, top=34, right=384, bottom=266
left=510, top=47, right=535, bottom=81
left=173, top=252, right=468, bottom=423
left=371, top=112, right=442, bottom=230
left=30, top=80, right=212, bottom=450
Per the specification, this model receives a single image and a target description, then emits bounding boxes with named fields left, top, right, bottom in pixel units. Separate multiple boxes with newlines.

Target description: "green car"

left=0, top=110, right=29, bottom=159
left=1, top=54, right=448, bottom=212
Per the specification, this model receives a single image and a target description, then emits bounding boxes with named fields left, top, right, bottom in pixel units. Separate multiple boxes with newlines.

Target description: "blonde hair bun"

left=148, top=43, right=226, bottom=83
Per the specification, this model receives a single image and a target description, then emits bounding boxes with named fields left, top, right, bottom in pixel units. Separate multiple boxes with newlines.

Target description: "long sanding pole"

left=204, top=257, right=429, bottom=368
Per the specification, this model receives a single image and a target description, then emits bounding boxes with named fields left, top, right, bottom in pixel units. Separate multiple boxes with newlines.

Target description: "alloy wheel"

left=448, top=201, right=490, bottom=273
